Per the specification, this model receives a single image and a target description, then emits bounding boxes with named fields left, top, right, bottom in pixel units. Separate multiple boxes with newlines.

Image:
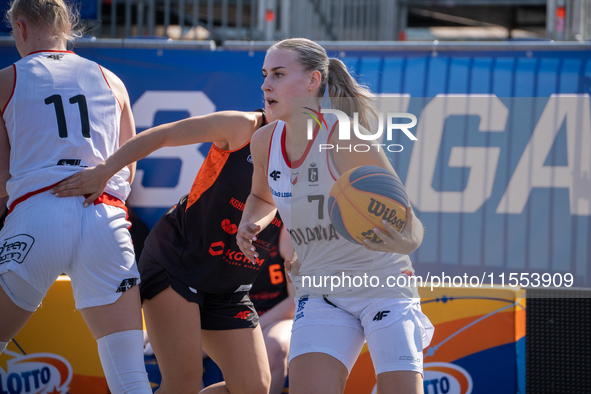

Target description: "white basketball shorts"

left=289, top=296, right=434, bottom=375
left=0, top=191, right=140, bottom=311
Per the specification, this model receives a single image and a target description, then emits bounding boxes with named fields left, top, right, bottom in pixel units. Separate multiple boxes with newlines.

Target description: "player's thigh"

left=290, top=297, right=365, bottom=374
left=0, top=278, right=34, bottom=341
left=376, top=371, right=423, bottom=394
left=202, top=326, right=270, bottom=394
left=142, top=286, right=203, bottom=393
left=288, top=324, right=365, bottom=394
left=262, top=319, right=293, bottom=365
left=288, top=298, right=365, bottom=394
left=70, top=203, right=140, bottom=311
left=365, top=308, right=425, bottom=372
left=0, top=193, right=77, bottom=300
left=288, top=352, right=348, bottom=394
left=79, top=285, right=143, bottom=339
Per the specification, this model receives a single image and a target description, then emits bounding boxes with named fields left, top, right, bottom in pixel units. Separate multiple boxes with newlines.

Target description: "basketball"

left=328, top=166, right=409, bottom=245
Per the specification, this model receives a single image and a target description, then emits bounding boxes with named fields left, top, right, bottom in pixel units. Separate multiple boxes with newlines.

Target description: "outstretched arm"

left=258, top=226, right=295, bottom=329
left=52, top=110, right=261, bottom=205
left=237, top=123, right=278, bottom=263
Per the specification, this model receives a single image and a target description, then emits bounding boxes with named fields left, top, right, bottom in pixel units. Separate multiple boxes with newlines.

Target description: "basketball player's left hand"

left=363, top=206, right=420, bottom=255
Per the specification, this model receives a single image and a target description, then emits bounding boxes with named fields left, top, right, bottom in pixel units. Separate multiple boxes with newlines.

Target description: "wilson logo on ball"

left=367, top=198, right=405, bottom=230
left=328, top=166, right=408, bottom=245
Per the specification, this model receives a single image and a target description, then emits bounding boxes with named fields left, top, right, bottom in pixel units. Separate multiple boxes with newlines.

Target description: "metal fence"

left=547, top=0, right=591, bottom=40
left=92, top=0, right=407, bottom=41
left=95, top=0, right=261, bottom=40
left=89, top=0, right=591, bottom=41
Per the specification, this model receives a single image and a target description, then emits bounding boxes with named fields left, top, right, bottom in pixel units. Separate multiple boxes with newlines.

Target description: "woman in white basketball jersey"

left=0, top=0, right=151, bottom=392
left=237, top=38, right=434, bottom=394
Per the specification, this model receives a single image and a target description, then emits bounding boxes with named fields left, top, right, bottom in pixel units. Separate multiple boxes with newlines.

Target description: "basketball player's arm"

left=52, top=110, right=260, bottom=205
left=258, top=227, right=296, bottom=329
left=238, top=123, right=278, bottom=264
left=331, top=124, right=424, bottom=255
left=101, top=67, right=136, bottom=185
left=0, top=66, right=14, bottom=197
left=0, top=119, right=9, bottom=197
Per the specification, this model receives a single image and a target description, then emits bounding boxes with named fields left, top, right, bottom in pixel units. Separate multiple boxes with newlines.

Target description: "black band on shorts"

left=323, top=295, right=338, bottom=308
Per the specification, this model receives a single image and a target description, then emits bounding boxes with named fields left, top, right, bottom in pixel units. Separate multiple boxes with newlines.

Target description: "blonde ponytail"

left=6, top=0, right=82, bottom=41
left=269, top=38, right=377, bottom=130
left=327, top=58, right=377, bottom=130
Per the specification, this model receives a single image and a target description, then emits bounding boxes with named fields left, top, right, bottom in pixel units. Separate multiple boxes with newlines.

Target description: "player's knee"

left=158, top=379, right=202, bottom=394
left=97, top=330, right=152, bottom=393
left=160, top=363, right=202, bottom=391
left=228, top=367, right=271, bottom=394
left=248, top=373, right=272, bottom=394
left=265, top=336, right=289, bottom=368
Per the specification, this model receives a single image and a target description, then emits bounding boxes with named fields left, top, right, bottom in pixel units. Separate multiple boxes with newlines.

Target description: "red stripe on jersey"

left=282, top=120, right=320, bottom=169
left=92, top=192, right=128, bottom=217
left=7, top=183, right=127, bottom=217
left=2, top=65, right=16, bottom=117
left=99, top=66, right=123, bottom=111
left=7, top=183, right=59, bottom=216
left=267, top=121, right=280, bottom=174
left=27, top=50, right=76, bottom=56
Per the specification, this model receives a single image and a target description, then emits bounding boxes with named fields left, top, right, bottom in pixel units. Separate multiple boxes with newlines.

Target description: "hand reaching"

left=363, top=206, right=421, bottom=255
left=51, top=165, right=110, bottom=207
left=236, top=222, right=263, bottom=264
left=284, top=258, right=301, bottom=283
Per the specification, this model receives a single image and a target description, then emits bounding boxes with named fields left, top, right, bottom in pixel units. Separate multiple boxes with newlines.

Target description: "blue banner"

left=1, top=42, right=589, bottom=287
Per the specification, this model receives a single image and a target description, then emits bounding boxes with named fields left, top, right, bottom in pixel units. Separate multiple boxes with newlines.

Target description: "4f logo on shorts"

left=0, top=234, right=35, bottom=265
left=373, top=310, right=390, bottom=321
left=234, top=311, right=251, bottom=320
left=116, top=278, right=139, bottom=293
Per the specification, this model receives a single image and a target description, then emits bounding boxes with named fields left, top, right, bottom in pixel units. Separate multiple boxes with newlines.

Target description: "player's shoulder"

left=249, top=120, right=280, bottom=161
left=98, top=65, right=125, bottom=92
left=220, top=110, right=263, bottom=130
left=252, top=120, right=279, bottom=146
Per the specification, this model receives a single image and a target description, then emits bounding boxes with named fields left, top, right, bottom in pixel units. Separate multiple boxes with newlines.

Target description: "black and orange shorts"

left=138, top=249, right=259, bottom=330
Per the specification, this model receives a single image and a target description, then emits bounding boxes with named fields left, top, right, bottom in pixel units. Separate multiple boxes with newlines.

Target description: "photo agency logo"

left=303, top=107, right=417, bottom=152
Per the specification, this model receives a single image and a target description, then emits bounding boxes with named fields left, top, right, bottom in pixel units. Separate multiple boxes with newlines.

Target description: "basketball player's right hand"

left=237, top=223, right=262, bottom=264
left=51, top=166, right=109, bottom=207
left=284, top=258, right=301, bottom=283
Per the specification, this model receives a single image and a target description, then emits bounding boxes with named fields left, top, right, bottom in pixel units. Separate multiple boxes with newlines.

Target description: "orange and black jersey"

left=141, top=123, right=282, bottom=294
left=249, top=244, right=289, bottom=315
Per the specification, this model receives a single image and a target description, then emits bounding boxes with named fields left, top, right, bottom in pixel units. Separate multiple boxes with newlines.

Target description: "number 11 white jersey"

left=2, top=51, right=130, bottom=209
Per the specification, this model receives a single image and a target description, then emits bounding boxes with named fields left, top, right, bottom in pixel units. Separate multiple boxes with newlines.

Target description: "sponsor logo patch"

left=116, top=278, right=139, bottom=293
left=423, top=362, right=473, bottom=394
left=0, top=235, right=35, bottom=265
left=0, top=350, right=73, bottom=394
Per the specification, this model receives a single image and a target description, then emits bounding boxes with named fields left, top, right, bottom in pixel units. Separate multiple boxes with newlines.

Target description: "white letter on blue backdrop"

left=406, top=95, right=508, bottom=213
left=497, top=94, right=591, bottom=215
left=130, top=91, right=216, bottom=208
